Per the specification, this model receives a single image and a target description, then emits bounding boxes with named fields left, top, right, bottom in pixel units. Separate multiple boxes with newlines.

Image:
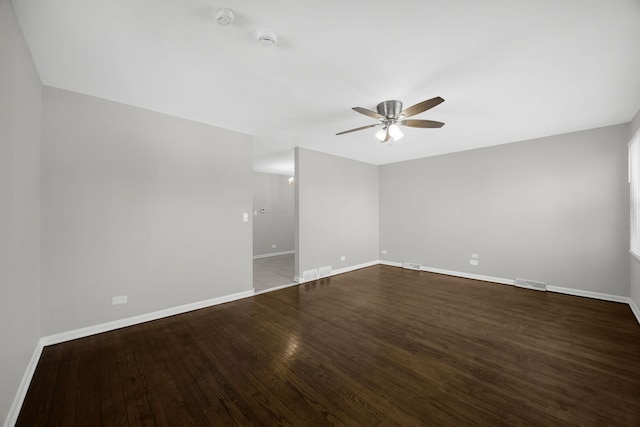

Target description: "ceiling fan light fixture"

left=375, top=127, right=388, bottom=142
left=388, top=124, right=403, bottom=141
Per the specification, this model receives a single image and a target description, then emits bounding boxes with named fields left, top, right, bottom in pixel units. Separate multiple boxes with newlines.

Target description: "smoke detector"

left=257, top=31, right=277, bottom=48
left=215, top=8, right=234, bottom=26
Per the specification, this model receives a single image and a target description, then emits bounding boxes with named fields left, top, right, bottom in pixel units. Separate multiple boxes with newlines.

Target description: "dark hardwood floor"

left=17, top=265, right=640, bottom=426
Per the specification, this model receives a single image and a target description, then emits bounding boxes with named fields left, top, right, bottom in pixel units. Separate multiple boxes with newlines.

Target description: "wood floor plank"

left=16, top=265, right=640, bottom=426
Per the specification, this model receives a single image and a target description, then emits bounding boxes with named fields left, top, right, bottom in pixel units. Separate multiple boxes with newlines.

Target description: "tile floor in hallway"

left=253, top=253, right=295, bottom=293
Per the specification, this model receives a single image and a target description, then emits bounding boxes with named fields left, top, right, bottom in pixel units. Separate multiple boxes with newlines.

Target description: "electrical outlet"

left=112, top=295, right=127, bottom=305
left=340, top=256, right=346, bottom=261
left=471, top=253, right=479, bottom=259
left=381, top=250, right=387, bottom=255
left=242, top=212, right=248, bottom=222
left=272, top=244, right=277, bottom=248
left=470, top=260, right=479, bottom=266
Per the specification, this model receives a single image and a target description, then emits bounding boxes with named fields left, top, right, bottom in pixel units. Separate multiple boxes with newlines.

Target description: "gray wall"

left=252, top=172, right=294, bottom=256
left=380, top=125, right=630, bottom=296
left=40, top=87, right=253, bottom=335
left=631, top=108, right=640, bottom=310
left=632, top=109, right=640, bottom=138
left=295, top=148, right=379, bottom=278
left=0, top=0, right=42, bottom=423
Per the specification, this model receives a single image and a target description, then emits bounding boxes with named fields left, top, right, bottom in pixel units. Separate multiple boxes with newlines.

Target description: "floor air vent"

left=318, top=266, right=332, bottom=279
left=514, top=278, right=547, bottom=291
left=302, top=269, right=318, bottom=282
left=403, top=262, right=422, bottom=271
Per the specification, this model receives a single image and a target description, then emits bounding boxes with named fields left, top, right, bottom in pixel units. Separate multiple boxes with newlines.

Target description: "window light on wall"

left=630, top=130, right=640, bottom=260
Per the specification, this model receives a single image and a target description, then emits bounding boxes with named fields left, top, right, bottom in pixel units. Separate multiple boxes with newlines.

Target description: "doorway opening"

left=252, top=171, right=296, bottom=293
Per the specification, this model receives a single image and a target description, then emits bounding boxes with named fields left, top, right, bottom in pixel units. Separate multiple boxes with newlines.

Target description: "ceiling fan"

left=336, top=97, right=445, bottom=142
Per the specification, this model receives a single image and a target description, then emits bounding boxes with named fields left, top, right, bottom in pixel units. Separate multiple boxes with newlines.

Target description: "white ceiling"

left=12, top=0, right=640, bottom=176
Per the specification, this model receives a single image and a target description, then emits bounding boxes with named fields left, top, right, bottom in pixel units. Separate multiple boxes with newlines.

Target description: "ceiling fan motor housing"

left=377, top=100, right=403, bottom=120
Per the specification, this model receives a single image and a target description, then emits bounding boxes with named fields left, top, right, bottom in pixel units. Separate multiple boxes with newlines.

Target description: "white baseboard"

left=379, top=260, right=513, bottom=285
left=421, top=266, right=515, bottom=286
left=253, top=282, right=298, bottom=296
left=546, top=285, right=630, bottom=304
left=330, top=260, right=380, bottom=277
left=380, top=260, right=402, bottom=268
left=629, top=298, right=640, bottom=324
left=253, top=250, right=294, bottom=259
left=4, top=341, right=44, bottom=427
left=40, top=290, right=254, bottom=347
left=296, top=260, right=380, bottom=284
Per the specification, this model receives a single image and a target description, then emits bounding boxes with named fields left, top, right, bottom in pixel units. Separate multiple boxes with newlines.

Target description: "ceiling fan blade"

left=336, top=124, right=378, bottom=136
left=401, top=119, right=445, bottom=128
left=352, top=107, right=383, bottom=120
left=400, top=97, right=444, bottom=118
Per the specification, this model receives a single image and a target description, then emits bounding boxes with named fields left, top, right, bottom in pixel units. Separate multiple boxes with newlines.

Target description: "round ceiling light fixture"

left=215, top=8, right=234, bottom=26
left=257, top=31, right=277, bottom=48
